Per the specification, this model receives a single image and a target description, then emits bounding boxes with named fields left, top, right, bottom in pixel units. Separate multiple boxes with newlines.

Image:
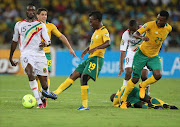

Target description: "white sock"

left=146, top=84, right=150, bottom=95
left=29, top=80, right=42, bottom=105
left=123, top=79, right=128, bottom=86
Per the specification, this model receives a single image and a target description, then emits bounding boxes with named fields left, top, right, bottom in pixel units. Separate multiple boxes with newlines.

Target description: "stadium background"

left=0, top=0, right=180, bottom=77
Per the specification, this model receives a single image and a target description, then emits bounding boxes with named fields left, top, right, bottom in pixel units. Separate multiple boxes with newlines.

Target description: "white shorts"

left=20, top=55, right=48, bottom=76
left=125, top=51, right=148, bottom=70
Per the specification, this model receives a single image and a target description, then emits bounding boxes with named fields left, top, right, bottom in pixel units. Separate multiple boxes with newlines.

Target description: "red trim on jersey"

left=41, top=33, right=45, bottom=41
left=32, top=87, right=37, bottom=90
left=127, top=29, right=130, bottom=35
left=133, top=47, right=138, bottom=52
left=18, top=34, right=21, bottom=46
left=23, top=28, right=42, bottom=49
left=120, top=50, right=126, bottom=52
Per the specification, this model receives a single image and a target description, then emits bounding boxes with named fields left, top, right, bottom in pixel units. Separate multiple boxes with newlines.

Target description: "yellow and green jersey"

left=89, top=26, right=110, bottom=58
left=137, top=21, right=172, bottom=57
left=43, top=22, right=62, bottom=53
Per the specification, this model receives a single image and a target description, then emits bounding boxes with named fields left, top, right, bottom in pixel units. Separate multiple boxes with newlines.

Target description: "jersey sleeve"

left=51, top=24, right=62, bottom=37
left=120, top=31, right=128, bottom=51
left=41, top=23, right=51, bottom=45
left=137, top=22, right=150, bottom=35
left=102, top=29, right=110, bottom=43
left=12, top=22, right=19, bottom=42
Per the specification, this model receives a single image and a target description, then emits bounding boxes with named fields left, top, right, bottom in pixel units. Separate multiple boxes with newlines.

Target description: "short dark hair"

left=159, top=10, right=169, bottom=19
left=110, top=93, right=116, bottom=102
left=27, top=3, right=35, bottom=8
left=129, top=20, right=137, bottom=27
left=89, top=11, right=102, bottom=22
left=37, top=8, right=48, bottom=14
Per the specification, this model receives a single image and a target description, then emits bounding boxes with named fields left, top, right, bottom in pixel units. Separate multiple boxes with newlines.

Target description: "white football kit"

left=120, top=29, right=148, bottom=69
left=12, top=19, right=51, bottom=76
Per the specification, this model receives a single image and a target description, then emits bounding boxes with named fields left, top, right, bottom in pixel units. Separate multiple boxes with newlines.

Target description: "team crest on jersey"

left=104, top=33, right=109, bottom=37
left=43, top=68, right=47, bottom=73
left=95, top=35, right=99, bottom=39
left=142, top=23, right=147, bottom=28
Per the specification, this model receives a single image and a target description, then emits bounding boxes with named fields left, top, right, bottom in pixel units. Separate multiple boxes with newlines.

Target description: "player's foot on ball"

left=42, top=98, right=47, bottom=108
left=42, top=91, right=58, bottom=100
left=37, top=104, right=44, bottom=109
left=120, top=101, right=127, bottom=109
left=139, top=83, right=146, bottom=99
left=76, top=106, right=89, bottom=110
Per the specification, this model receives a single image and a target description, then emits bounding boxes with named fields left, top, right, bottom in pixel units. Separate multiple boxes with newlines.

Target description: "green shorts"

left=45, top=52, right=52, bottom=72
left=132, top=48, right=162, bottom=78
left=122, top=87, right=149, bottom=104
left=75, top=56, right=104, bottom=81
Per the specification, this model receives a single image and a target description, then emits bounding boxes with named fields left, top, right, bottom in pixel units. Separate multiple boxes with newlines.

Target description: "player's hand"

left=118, top=68, right=124, bottom=77
left=80, top=52, right=86, bottom=59
left=88, top=48, right=97, bottom=55
left=39, top=41, right=46, bottom=47
left=9, top=58, right=18, bottom=66
left=142, top=36, right=149, bottom=41
left=69, top=48, right=77, bottom=57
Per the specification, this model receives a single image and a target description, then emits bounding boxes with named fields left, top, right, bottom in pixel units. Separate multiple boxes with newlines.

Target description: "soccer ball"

left=22, top=94, right=37, bottom=108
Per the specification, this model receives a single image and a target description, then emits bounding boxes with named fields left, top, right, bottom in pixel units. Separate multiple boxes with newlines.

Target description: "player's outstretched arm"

left=118, top=51, right=125, bottom=77
left=9, top=41, right=18, bottom=66
left=133, top=31, right=149, bottom=41
left=88, top=40, right=110, bottom=55
left=59, top=34, right=76, bottom=57
left=80, top=46, right=89, bottom=59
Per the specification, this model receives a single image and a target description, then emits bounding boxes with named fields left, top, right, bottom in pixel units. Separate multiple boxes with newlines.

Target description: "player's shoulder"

left=165, top=23, right=172, bottom=31
left=100, top=26, right=109, bottom=32
left=123, top=29, right=130, bottom=35
left=145, top=21, right=155, bottom=27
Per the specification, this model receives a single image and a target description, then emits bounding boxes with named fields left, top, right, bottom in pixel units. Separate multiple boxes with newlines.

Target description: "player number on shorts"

left=88, top=62, right=96, bottom=70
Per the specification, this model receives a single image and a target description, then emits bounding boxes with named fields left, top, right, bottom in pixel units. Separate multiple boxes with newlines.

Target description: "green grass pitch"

left=0, top=75, right=180, bottom=127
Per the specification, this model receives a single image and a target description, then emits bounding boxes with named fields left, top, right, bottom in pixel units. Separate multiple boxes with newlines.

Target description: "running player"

left=36, top=8, right=76, bottom=107
left=42, top=11, right=111, bottom=110
left=120, top=10, right=172, bottom=109
left=119, top=20, right=150, bottom=95
left=9, top=3, right=56, bottom=108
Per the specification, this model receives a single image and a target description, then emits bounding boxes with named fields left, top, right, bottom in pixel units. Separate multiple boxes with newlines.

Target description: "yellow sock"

left=141, top=75, right=157, bottom=88
left=121, top=79, right=135, bottom=102
left=151, top=98, right=165, bottom=106
left=37, top=79, right=41, bottom=91
left=53, top=78, right=74, bottom=95
left=47, top=78, right=50, bottom=88
left=81, top=85, right=89, bottom=108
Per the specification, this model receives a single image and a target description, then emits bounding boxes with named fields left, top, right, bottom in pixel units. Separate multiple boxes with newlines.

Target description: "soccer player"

left=119, top=20, right=150, bottom=95
left=42, top=11, right=111, bottom=110
left=9, top=3, right=56, bottom=108
left=36, top=8, right=76, bottom=106
left=120, top=10, right=172, bottom=109
left=110, top=86, right=178, bottom=109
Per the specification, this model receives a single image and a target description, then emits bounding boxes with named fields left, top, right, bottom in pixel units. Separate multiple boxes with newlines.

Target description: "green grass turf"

left=0, top=75, right=180, bottom=127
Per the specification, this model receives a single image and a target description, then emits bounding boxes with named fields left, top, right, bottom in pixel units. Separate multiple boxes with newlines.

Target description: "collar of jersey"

left=97, top=26, right=105, bottom=31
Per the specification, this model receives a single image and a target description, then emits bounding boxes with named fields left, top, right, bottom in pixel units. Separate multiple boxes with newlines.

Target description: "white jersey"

left=12, top=19, right=50, bottom=56
left=120, top=29, right=144, bottom=52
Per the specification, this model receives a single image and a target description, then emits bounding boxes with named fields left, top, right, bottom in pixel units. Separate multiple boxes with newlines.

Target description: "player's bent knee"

left=81, top=74, right=89, bottom=85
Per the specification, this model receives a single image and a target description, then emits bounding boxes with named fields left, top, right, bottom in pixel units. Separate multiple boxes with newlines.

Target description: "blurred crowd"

left=0, top=0, right=180, bottom=51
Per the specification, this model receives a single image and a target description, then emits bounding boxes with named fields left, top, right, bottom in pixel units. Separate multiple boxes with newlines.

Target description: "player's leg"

left=141, top=68, right=150, bottom=95
left=53, top=70, right=81, bottom=95
left=120, top=49, right=146, bottom=108
left=122, top=53, right=134, bottom=86
left=140, top=56, right=162, bottom=88
left=77, top=56, right=104, bottom=110
left=25, top=63, right=43, bottom=108
left=77, top=73, right=91, bottom=110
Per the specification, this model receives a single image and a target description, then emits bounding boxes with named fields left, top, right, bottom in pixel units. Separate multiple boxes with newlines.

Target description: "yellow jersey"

left=43, top=22, right=62, bottom=53
left=89, top=26, right=110, bottom=58
left=137, top=21, right=172, bottom=57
